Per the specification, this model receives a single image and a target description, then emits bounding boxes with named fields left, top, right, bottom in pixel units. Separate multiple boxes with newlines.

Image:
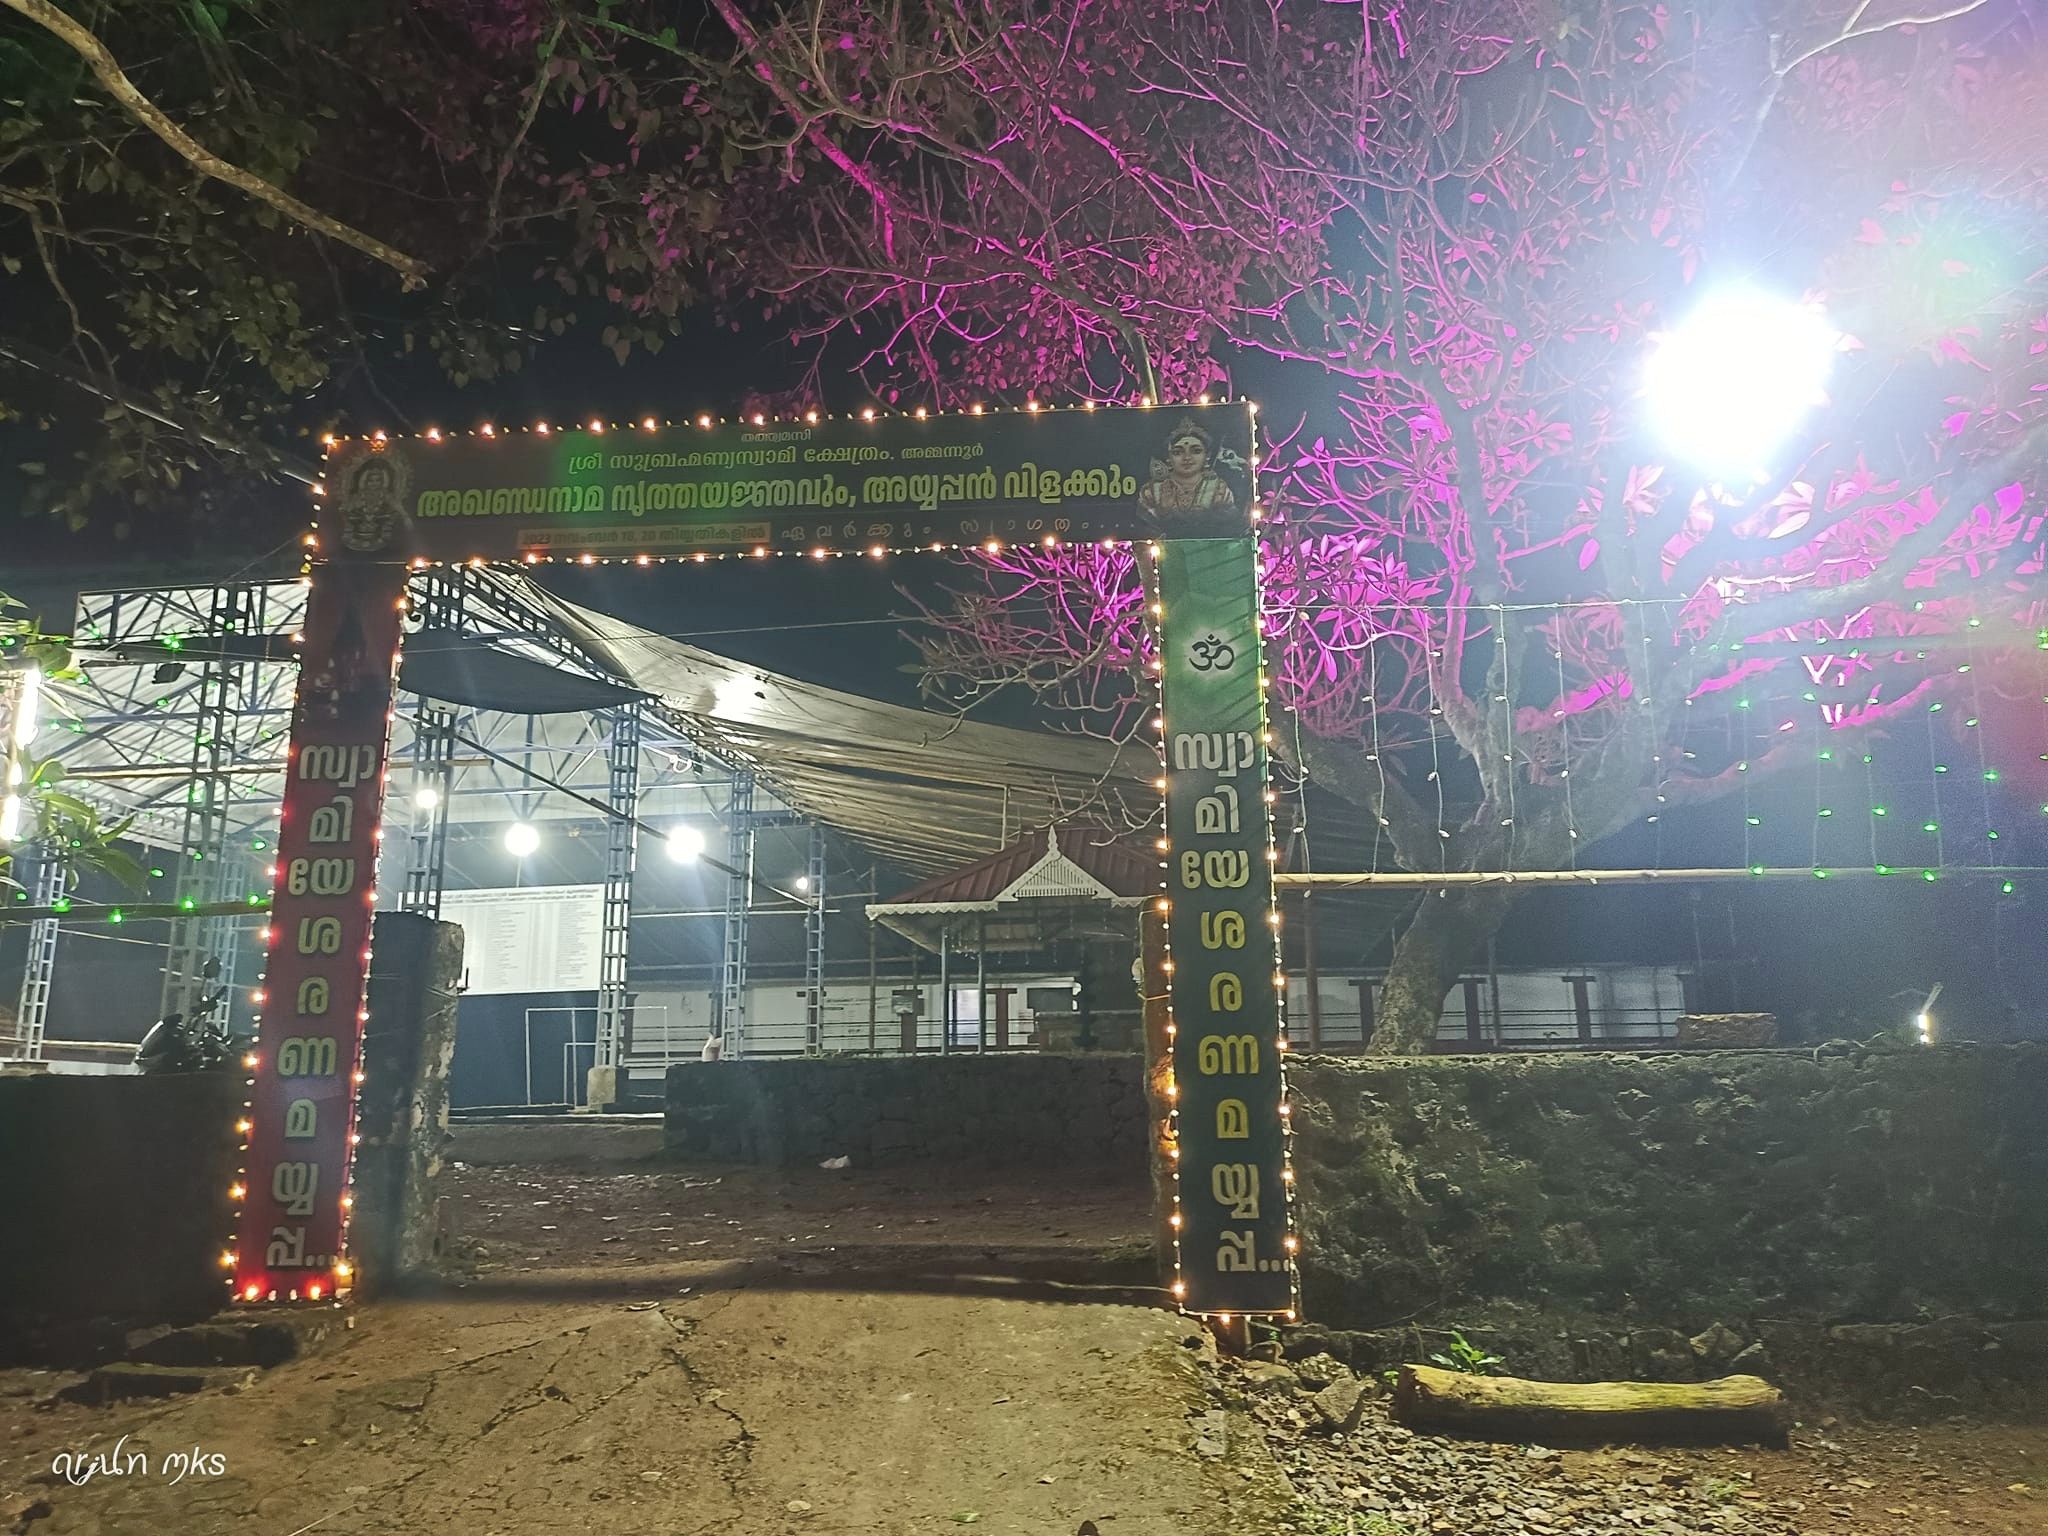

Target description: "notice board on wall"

left=438, top=885, right=603, bottom=995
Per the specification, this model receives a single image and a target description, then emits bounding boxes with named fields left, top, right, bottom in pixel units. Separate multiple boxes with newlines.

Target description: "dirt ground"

left=2, top=1156, right=2042, bottom=1536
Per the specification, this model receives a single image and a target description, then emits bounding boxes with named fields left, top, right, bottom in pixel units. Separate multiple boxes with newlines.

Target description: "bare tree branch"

left=0, top=0, right=429, bottom=287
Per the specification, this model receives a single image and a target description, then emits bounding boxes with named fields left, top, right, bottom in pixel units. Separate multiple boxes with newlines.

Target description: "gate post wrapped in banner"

left=231, top=555, right=406, bottom=1303
left=1152, top=536, right=1297, bottom=1318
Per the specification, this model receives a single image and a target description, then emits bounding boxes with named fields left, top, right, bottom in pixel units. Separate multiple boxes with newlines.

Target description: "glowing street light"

left=666, top=825, right=706, bottom=864
left=792, top=874, right=811, bottom=894
left=1643, top=288, right=1837, bottom=483
left=503, top=821, right=541, bottom=859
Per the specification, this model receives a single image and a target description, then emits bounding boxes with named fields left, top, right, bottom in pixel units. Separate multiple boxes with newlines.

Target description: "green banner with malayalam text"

left=1158, top=536, right=1292, bottom=1316
left=322, top=403, right=1255, bottom=562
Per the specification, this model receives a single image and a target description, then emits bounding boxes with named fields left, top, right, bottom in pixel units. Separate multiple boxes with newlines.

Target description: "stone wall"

left=1286, top=1046, right=2048, bottom=1402
left=664, top=1054, right=1147, bottom=1168
left=0, top=1072, right=241, bottom=1352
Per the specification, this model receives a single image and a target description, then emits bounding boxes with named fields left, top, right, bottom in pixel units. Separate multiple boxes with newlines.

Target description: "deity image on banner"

left=334, top=448, right=410, bottom=555
left=1137, top=416, right=1248, bottom=533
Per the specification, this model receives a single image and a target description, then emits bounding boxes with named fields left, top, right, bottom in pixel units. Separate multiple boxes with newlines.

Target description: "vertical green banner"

left=1157, top=536, right=1294, bottom=1316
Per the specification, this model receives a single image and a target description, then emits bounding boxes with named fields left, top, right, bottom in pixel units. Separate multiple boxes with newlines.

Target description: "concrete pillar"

left=353, top=912, right=463, bottom=1297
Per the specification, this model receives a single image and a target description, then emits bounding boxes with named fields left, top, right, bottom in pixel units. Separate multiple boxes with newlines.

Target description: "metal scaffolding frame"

left=158, top=583, right=266, bottom=1019
left=802, top=821, right=826, bottom=1055
left=719, top=769, right=755, bottom=1058
left=20, top=566, right=842, bottom=1068
left=10, top=847, right=66, bottom=1061
left=596, top=701, right=642, bottom=1071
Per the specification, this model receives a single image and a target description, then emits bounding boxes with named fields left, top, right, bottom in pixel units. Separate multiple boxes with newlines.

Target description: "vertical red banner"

left=233, top=557, right=406, bottom=1303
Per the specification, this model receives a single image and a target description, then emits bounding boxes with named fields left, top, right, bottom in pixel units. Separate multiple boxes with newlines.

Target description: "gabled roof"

left=877, top=823, right=1155, bottom=913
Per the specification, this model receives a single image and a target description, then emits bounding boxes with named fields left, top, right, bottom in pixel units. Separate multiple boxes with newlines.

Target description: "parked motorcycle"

left=134, top=957, right=234, bottom=1073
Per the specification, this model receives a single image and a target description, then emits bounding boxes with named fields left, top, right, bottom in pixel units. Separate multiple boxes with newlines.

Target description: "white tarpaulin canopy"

left=520, top=581, right=1159, bottom=877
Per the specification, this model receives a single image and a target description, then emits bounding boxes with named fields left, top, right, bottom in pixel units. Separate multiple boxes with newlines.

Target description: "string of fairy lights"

left=11, top=396, right=2041, bottom=1308
left=1144, top=537, right=1302, bottom=1326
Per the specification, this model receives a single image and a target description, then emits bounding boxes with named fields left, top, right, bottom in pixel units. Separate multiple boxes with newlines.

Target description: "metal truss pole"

left=402, top=698, right=457, bottom=919
left=718, top=769, right=755, bottom=1058
left=12, top=847, right=66, bottom=1061
left=596, top=702, right=642, bottom=1071
left=802, top=822, right=826, bottom=1055
left=401, top=572, right=461, bottom=920
left=160, top=583, right=258, bottom=1020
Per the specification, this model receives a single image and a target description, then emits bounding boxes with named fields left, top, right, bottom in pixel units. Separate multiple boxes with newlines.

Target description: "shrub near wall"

left=1288, top=1046, right=2048, bottom=1332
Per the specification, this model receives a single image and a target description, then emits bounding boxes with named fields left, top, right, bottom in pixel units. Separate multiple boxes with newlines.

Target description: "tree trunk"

left=1371, top=887, right=1514, bottom=1053
left=1393, top=1364, right=1791, bottom=1447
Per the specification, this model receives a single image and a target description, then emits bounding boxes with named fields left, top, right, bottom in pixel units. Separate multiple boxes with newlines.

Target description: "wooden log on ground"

left=1392, top=1364, right=1791, bottom=1447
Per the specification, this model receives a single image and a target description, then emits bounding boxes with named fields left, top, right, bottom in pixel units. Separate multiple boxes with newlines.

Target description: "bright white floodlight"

left=1644, top=289, right=1836, bottom=482
left=503, top=821, right=541, bottom=859
left=415, top=785, right=441, bottom=812
left=666, top=824, right=706, bottom=863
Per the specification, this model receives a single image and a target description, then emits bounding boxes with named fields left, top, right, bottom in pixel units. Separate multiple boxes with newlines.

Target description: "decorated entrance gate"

left=232, top=400, right=1298, bottom=1320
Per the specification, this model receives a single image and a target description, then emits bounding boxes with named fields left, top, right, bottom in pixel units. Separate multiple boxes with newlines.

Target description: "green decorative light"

left=52, top=898, right=70, bottom=914
left=1746, top=816, right=1762, bottom=826
left=1923, top=821, right=1939, bottom=833
left=1934, top=764, right=1949, bottom=774
left=1749, top=864, right=1765, bottom=876
left=1922, top=869, right=1939, bottom=882
left=1929, top=702, right=1943, bottom=712
left=1818, top=808, right=1834, bottom=817
left=2002, top=881, right=2016, bottom=894
left=252, top=837, right=268, bottom=851
left=179, top=897, right=195, bottom=911
left=1813, top=869, right=1830, bottom=879
left=108, top=908, right=123, bottom=923
left=1876, top=864, right=1893, bottom=875
left=164, top=635, right=184, bottom=651
left=1873, top=807, right=1888, bottom=817
left=149, top=866, right=165, bottom=878
left=1984, top=770, right=1999, bottom=782
left=1737, top=698, right=1751, bottom=710
left=1819, top=750, right=1833, bottom=761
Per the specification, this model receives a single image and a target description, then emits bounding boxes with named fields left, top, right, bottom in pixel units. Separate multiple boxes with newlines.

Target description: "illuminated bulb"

left=244, top=1284, right=261, bottom=1301
left=914, top=406, right=928, bottom=419
left=1644, top=288, right=1837, bottom=481
left=535, top=422, right=550, bottom=435
left=666, top=825, right=706, bottom=864
left=588, top=419, right=604, bottom=433
left=869, top=545, right=886, bottom=558
left=861, top=407, right=876, bottom=420
left=334, top=1261, right=352, bottom=1280
left=698, top=415, right=713, bottom=428
left=642, top=417, right=657, bottom=431
left=481, top=423, right=496, bottom=436
left=229, top=1184, right=246, bottom=1201
left=752, top=413, right=766, bottom=425
left=504, top=821, right=541, bottom=859
left=425, top=427, right=442, bottom=442
left=219, top=1251, right=235, bottom=1268
left=236, top=1119, right=253, bottom=1135
left=970, top=403, right=984, bottom=414
left=1026, top=400, right=1040, bottom=413
left=805, top=410, right=819, bottom=424
left=242, top=1053, right=258, bottom=1069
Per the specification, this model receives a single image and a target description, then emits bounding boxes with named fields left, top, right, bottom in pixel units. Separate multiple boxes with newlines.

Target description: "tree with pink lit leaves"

left=657, top=0, right=2048, bottom=1048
